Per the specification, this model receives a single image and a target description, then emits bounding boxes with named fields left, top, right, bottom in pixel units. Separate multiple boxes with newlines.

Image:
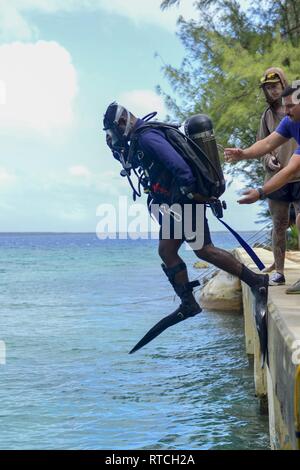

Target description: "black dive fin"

left=251, top=275, right=269, bottom=366
left=129, top=307, right=201, bottom=354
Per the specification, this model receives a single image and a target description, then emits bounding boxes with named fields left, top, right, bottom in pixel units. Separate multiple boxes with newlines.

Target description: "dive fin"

left=129, top=306, right=201, bottom=354
left=251, top=275, right=269, bottom=366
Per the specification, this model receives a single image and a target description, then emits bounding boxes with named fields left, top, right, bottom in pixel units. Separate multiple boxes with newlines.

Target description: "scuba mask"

left=103, top=102, right=132, bottom=162
left=103, top=103, right=157, bottom=201
left=103, top=102, right=158, bottom=167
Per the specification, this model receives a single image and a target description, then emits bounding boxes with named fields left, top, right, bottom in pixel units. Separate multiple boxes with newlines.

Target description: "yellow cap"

left=260, top=72, right=281, bottom=86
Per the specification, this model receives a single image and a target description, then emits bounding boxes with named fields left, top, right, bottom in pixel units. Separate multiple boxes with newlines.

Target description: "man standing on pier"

left=257, top=68, right=299, bottom=286
left=225, top=83, right=300, bottom=294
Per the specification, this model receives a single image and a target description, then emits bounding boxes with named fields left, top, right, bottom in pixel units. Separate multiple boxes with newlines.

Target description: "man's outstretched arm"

left=224, top=131, right=288, bottom=162
left=238, top=154, right=300, bottom=204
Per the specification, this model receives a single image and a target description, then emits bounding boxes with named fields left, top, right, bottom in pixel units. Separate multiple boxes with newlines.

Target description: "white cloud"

left=117, top=89, right=167, bottom=119
left=69, top=165, right=91, bottom=178
left=0, top=168, right=16, bottom=187
left=0, top=0, right=196, bottom=40
left=0, top=41, right=78, bottom=132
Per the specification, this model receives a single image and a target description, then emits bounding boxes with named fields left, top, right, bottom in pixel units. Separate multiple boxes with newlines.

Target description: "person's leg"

left=129, top=236, right=200, bottom=355
left=262, top=219, right=275, bottom=273
left=286, top=200, right=300, bottom=293
left=158, top=238, right=184, bottom=268
left=158, top=238, right=201, bottom=315
left=158, top=238, right=189, bottom=285
left=293, top=200, right=300, bottom=250
left=190, top=211, right=266, bottom=287
left=192, top=242, right=266, bottom=288
left=268, top=198, right=290, bottom=276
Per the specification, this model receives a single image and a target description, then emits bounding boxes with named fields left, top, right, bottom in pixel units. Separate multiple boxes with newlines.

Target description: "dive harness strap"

left=209, top=201, right=265, bottom=272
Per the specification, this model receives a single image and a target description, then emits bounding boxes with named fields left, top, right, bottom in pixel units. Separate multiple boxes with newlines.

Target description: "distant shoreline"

left=0, top=230, right=259, bottom=235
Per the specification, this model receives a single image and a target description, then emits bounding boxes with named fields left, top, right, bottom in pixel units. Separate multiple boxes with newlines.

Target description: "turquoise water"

left=0, top=233, right=269, bottom=450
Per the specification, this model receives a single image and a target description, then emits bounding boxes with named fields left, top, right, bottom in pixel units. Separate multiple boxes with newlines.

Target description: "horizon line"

left=0, top=229, right=261, bottom=235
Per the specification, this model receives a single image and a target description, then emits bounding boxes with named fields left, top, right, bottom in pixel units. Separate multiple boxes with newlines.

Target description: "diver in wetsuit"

left=103, top=102, right=269, bottom=356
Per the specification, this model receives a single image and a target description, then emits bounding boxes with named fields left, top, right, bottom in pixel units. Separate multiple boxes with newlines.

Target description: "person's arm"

left=263, top=154, right=300, bottom=193
left=224, top=131, right=288, bottom=162
left=257, top=112, right=281, bottom=172
left=238, top=154, right=300, bottom=204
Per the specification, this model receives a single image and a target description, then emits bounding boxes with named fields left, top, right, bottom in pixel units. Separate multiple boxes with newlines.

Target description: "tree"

left=161, top=0, right=300, bottom=47
left=158, top=0, right=300, bottom=212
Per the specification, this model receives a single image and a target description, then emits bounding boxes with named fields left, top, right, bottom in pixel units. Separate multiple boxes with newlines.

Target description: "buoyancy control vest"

left=128, top=115, right=226, bottom=200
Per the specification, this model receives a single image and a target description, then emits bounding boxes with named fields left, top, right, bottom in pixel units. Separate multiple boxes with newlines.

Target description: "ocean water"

left=0, top=233, right=269, bottom=450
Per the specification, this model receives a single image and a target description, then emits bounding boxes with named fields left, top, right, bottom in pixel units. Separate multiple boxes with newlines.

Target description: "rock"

left=193, top=261, right=209, bottom=269
left=199, top=270, right=242, bottom=313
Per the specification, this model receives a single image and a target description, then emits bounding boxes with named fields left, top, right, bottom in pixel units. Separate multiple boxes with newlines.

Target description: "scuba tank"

left=184, top=114, right=226, bottom=197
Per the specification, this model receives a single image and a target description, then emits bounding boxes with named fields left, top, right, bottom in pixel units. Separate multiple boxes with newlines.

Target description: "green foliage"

left=158, top=0, right=300, bottom=223
left=287, top=225, right=300, bottom=250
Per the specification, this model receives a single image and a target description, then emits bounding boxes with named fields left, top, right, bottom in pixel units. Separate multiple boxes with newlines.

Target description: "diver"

left=103, top=102, right=269, bottom=355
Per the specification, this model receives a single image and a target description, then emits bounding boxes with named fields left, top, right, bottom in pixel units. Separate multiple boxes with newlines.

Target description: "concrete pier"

left=235, top=248, right=300, bottom=450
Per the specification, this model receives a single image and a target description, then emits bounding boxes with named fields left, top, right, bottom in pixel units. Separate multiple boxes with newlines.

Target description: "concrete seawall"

left=234, top=248, right=300, bottom=450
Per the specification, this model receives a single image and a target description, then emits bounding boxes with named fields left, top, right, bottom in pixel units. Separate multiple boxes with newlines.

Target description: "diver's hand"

left=238, top=189, right=260, bottom=204
left=224, top=148, right=245, bottom=163
left=266, top=155, right=281, bottom=172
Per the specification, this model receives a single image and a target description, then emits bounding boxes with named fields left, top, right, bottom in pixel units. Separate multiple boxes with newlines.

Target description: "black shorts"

left=158, top=202, right=212, bottom=246
left=268, top=182, right=300, bottom=202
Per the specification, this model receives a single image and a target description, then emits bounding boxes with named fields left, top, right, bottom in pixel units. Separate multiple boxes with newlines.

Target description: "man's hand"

left=266, top=155, right=281, bottom=172
left=224, top=148, right=245, bottom=163
left=237, top=189, right=260, bottom=205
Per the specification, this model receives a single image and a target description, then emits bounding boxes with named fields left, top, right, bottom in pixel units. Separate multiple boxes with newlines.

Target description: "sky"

left=0, top=0, right=261, bottom=232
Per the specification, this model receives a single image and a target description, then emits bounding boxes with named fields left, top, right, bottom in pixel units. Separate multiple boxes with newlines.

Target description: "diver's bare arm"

left=243, top=132, right=288, bottom=160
